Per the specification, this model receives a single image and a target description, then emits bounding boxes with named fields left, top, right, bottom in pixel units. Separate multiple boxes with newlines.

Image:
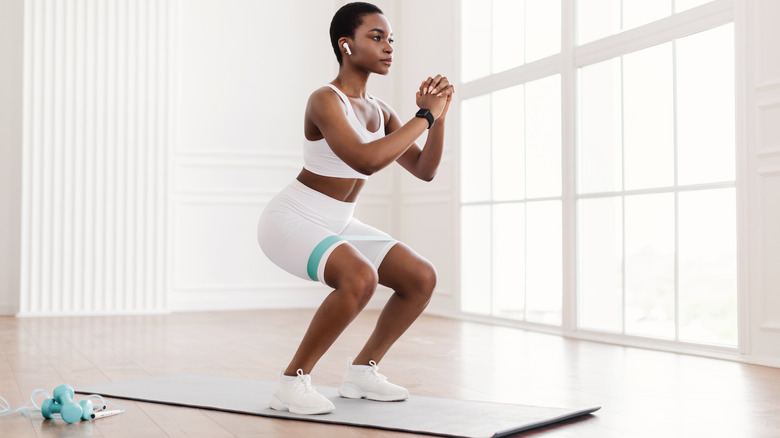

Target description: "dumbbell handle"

left=41, top=398, right=60, bottom=419
left=53, top=384, right=75, bottom=405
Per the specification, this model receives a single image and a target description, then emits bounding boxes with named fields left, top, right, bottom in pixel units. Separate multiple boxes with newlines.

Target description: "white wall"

left=170, top=0, right=401, bottom=311
left=0, top=0, right=24, bottom=315
left=391, top=1, right=460, bottom=315
left=742, top=0, right=780, bottom=366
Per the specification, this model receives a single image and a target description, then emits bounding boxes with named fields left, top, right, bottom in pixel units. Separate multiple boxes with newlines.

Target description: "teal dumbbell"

left=41, top=384, right=93, bottom=423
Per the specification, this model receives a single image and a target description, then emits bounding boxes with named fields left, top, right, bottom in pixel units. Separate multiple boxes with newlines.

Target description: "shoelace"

left=366, top=360, right=388, bottom=382
left=292, top=369, right=317, bottom=394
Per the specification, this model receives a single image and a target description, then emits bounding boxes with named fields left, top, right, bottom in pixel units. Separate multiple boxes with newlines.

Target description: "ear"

left=338, top=37, right=352, bottom=52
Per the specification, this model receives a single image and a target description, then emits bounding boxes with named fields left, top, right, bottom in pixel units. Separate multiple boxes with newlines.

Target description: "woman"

left=257, top=2, right=453, bottom=415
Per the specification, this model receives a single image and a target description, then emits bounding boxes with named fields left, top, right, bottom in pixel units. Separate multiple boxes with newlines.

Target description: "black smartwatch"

left=415, top=109, right=434, bottom=129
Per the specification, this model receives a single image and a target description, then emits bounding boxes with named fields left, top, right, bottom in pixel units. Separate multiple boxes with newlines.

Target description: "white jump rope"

left=0, top=385, right=125, bottom=423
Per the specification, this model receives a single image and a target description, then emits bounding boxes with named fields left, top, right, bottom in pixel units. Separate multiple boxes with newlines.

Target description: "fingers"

left=427, top=75, right=442, bottom=94
left=420, top=75, right=450, bottom=95
left=436, top=84, right=453, bottom=97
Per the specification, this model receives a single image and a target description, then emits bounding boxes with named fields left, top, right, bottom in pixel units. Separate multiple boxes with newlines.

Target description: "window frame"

left=455, top=0, right=745, bottom=360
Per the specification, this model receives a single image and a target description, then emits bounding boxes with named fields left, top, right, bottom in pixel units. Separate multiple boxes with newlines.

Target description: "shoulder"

left=308, top=86, right=341, bottom=106
left=307, top=86, right=347, bottom=117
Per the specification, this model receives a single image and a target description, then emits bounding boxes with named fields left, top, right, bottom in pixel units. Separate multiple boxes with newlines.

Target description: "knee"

left=401, top=261, right=436, bottom=303
left=341, top=263, right=378, bottom=308
left=417, top=263, right=437, bottom=300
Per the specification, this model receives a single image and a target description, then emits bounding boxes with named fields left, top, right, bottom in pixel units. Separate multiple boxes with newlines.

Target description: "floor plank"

left=1, top=309, right=779, bottom=437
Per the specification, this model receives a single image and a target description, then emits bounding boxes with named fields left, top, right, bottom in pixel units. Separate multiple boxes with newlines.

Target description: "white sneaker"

left=338, top=358, right=409, bottom=402
left=269, top=369, right=335, bottom=415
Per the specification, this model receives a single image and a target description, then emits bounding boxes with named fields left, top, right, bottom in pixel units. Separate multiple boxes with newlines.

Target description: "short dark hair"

left=329, top=2, right=384, bottom=65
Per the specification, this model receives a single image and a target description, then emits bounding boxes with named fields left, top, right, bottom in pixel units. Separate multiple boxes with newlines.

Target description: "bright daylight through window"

left=459, top=0, right=737, bottom=348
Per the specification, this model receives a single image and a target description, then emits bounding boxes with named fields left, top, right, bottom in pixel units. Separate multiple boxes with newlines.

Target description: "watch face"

left=416, top=109, right=434, bottom=128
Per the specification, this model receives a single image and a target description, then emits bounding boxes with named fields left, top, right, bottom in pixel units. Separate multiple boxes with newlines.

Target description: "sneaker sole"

left=269, top=395, right=334, bottom=415
left=338, top=383, right=408, bottom=402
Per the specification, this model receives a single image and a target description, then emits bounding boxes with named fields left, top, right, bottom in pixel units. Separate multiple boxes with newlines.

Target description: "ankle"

left=283, top=366, right=308, bottom=377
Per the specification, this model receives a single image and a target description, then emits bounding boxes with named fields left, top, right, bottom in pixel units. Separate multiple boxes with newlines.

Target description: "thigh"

left=258, top=207, right=339, bottom=283
left=339, top=218, right=398, bottom=268
left=322, top=243, right=377, bottom=290
left=377, top=243, right=437, bottom=295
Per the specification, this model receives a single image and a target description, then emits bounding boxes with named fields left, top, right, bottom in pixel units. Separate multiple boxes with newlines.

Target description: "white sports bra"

left=303, top=84, right=386, bottom=179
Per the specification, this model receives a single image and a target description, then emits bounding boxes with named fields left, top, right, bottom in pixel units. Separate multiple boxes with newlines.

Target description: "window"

left=461, top=0, right=561, bottom=82
left=459, top=0, right=737, bottom=349
left=577, top=24, right=737, bottom=346
left=460, top=76, right=562, bottom=325
left=578, top=0, right=716, bottom=45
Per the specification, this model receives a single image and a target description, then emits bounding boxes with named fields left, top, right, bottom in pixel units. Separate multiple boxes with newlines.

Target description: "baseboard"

left=742, top=354, right=780, bottom=369
left=169, top=285, right=395, bottom=313
left=0, top=304, right=19, bottom=316
left=15, top=309, right=171, bottom=317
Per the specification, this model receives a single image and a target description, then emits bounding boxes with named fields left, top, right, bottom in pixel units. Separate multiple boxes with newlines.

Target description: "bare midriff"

left=296, top=168, right=366, bottom=203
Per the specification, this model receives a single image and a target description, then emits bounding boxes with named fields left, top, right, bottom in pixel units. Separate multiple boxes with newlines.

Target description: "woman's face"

left=346, top=13, right=394, bottom=75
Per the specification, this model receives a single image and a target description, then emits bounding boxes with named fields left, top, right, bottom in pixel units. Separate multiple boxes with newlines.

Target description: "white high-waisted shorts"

left=257, top=179, right=398, bottom=285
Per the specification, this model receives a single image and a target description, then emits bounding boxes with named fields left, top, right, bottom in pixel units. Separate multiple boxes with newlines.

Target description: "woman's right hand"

left=416, top=75, right=453, bottom=119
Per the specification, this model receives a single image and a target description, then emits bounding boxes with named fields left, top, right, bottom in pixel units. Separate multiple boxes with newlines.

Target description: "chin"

left=375, top=66, right=392, bottom=75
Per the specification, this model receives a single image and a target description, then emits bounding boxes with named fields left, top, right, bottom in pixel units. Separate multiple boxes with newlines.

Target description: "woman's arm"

left=307, top=82, right=450, bottom=176
left=392, top=77, right=454, bottom=181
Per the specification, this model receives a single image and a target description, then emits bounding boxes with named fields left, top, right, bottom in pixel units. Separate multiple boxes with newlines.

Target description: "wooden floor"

left=1, top=309, right=779, bottom=438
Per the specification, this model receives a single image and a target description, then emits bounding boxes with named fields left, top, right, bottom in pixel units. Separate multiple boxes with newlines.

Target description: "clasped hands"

left=416, top=75, right=455, bottom=121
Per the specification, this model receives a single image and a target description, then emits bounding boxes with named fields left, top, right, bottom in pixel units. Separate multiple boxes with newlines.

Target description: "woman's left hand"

left=419, top=75, right=454, bottom=121
left=438, top=85, right=454, bottom=121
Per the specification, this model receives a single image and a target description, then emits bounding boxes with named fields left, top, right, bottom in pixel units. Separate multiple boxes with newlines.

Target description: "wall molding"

left=175, top=157, right=302, bottom=168
left=401, top=193, right=453, bottom=205
left=756, top=81, right=780, bottom=93
left=172, top=282, right=322, bottom=293
left=760, top=322, right=780, bottom=332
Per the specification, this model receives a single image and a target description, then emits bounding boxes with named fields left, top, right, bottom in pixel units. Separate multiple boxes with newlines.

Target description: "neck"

left=333, top=67, right=370, bottom=98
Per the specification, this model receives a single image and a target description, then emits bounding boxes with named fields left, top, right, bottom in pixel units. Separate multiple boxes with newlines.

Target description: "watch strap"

left=415, top=109, right=434, bottom=129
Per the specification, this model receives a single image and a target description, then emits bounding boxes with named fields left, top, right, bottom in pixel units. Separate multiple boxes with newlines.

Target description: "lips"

left=381, top=58, right=392, bottom=66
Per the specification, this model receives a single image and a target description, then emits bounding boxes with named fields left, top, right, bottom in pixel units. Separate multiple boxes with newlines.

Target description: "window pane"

left=676, top=24, right=735, bottom=185
left=622, top=0, right=671, bottom=31
left=578, top=197, right=623, bottom=332
left=675, top=0, right=713, bottom=13
left=493, top=85, right=525, bottom=201
left=578, top=58, right=622, bottom=194
left=577, top=0, right=620, bottom=45
left=461, top=0, right=491, bottom=82
left=678, top=189, right=737, bottom=346
left=493, top=203, right=525, bottom=319
left=624, top=193, right=675, bottom=339
left=525, top=75, right=562, bottom=198
left=623, top=43, right=674, bottom=190
left=493, top=0, right=524, bottom=73
left=526, top=201, right=562, bottom=324
left=461, top=95, right=492, bottom=202
left=525, top=0, right=561, bottom=62
left=461, top=205, right=492, bottom=315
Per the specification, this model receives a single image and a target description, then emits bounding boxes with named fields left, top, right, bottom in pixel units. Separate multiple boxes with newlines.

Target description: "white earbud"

left=343, top=42, right=352, bottom=55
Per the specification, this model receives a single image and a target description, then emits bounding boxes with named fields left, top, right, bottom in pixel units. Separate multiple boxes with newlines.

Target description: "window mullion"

left=562, top=0, right=578, bottom=334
